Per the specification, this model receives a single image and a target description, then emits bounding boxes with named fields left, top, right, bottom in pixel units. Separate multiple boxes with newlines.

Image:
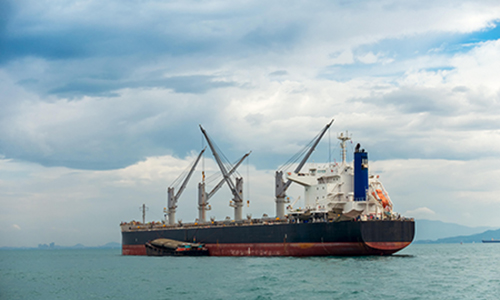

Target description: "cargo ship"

left=121, top=120, right=415, bottom=256
left=482, top=239, right=500, bottom=243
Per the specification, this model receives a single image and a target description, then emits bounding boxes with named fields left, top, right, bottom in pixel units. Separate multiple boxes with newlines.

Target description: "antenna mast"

left=338, top=131, right=351, bottom=164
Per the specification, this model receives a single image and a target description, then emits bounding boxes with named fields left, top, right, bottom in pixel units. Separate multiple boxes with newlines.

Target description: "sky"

left=1, top=0, right=500, bottom=247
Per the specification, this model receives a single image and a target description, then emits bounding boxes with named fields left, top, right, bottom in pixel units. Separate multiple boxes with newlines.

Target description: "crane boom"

left=275, top=119, right=334, bottom=218
left=282, top=119, right=334, bottom=193
left=167, top=147, right=206, bottom=225
left=200, top=125, right=248, bottom=221
left=175, top=147, right=206, bottom=199
left=198, top=151, right=251, bottom=223
left=200, top=125, right=243, bottom=202
left=207, top=151, right=251, bottom=200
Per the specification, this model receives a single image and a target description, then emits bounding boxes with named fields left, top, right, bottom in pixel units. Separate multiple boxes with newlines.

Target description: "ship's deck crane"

left=167, top=148, right=206, bottom=225
left=200, top=125, right=249, bottom=222
left=198, top=151, right=251, bottom=223
left=275, top=119, right=334, bottom=219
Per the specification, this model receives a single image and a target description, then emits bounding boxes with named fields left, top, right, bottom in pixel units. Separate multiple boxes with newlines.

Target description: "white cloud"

left=404, top=207, right=436, bottom=219
left=356, top=52, right=379, bottom=64
left=448, top=39, right=500, bottom=94
left=370, top=158, right=500, bottom=227
left=329, top=50, right=355, bottom=65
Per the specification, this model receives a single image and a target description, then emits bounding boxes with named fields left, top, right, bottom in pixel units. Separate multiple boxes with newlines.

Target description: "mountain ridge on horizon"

left=415, top=228, right=500, bottom=244
left=415, top=219, right=498, bottom=241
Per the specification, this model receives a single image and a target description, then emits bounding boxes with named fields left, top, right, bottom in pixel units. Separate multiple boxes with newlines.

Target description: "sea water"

left=0, top=244, right=498, bottom=300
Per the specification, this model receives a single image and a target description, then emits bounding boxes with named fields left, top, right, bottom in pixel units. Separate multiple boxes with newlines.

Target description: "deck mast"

left=200, top=125, right=248, bottom=222
left=198, top=151, right=251, bottom=223
left=337, top=131, right=351, bottom=164
left=167, top=148, right=206, bottom=225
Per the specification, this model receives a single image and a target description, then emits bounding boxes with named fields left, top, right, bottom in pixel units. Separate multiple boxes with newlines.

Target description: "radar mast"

left=337, top=131, right=351, bottom=165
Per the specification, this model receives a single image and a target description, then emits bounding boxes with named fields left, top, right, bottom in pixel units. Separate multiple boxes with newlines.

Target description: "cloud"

left=3, top=153, right=500, bottom=247
left=269, top=70, right=288, bottom=77
left=47, top=75, right=238, bottom=97
left=404, top=207, right=436, bottom=219
left=356, top=52, right=382, bottom=64
left=367, top=86, right=458, bottom=114
left=2, top=0, right=500, bottom=247
left=2, top=0, right=499, bottom=99
left=0, top=154, right=276, bottom=247
left=370, top=158, right=500, bottom=226
left=4, top=35, right=500, bottom=169
left=0, top=82, right=236, bottom=169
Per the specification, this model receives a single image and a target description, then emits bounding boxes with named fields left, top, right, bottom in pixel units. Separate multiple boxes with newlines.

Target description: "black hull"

left=122, top=220, right=414, bottom=256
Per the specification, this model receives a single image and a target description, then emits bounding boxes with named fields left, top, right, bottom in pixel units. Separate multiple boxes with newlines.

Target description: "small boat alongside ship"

left=121, top=120, right=415, bottom=256
left=145, top=238, right=209, bottom=256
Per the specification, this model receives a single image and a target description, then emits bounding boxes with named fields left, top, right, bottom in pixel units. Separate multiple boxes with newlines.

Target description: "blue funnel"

left=354, top=150, right=368, bottom=201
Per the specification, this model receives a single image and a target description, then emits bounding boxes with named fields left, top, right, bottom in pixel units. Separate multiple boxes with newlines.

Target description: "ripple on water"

left=0, top=244, right=498, bottom=300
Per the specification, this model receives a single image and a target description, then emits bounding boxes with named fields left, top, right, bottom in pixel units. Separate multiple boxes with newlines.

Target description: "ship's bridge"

left=287, top=163, right=354, bottom=209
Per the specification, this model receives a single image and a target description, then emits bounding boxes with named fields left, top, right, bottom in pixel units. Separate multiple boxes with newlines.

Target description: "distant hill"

left=416, top=228, right=500, bottom=244
left=415, top=219, right=497, bottom=241
left=98, top=242, right=121, bottom=249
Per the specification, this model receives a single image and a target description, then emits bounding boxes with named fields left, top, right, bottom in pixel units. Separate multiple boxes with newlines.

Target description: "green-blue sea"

left=1, top=244, right=498, bottom=300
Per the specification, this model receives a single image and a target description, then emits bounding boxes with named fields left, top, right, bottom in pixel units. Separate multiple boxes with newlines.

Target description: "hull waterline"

left=121, top=220, right=414, bottom=256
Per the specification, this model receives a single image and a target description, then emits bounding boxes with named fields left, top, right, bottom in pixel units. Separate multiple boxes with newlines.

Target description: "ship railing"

left=120, top=214, right=415, bottom=231
left=121, top=217, right=293, bottom=231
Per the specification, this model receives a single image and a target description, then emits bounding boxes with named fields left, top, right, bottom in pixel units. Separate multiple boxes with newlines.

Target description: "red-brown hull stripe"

left=122, top=241, right=411, bottom=256
left=122, top=244, right=147, bottom=256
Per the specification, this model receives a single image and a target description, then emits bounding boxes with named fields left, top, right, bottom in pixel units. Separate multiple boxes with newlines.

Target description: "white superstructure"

left=286, top=132, right=394, bottom=222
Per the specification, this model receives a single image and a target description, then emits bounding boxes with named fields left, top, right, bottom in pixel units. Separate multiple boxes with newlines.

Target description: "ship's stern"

left=360, top=220, right=415, bottom=255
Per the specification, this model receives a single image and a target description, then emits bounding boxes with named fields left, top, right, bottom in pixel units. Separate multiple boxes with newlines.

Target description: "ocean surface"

left=1, top=244, right=498, bottom=300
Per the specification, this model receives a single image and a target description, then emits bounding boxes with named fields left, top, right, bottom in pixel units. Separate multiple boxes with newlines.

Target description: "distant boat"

left=482, top=239, right=500, bottom=243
